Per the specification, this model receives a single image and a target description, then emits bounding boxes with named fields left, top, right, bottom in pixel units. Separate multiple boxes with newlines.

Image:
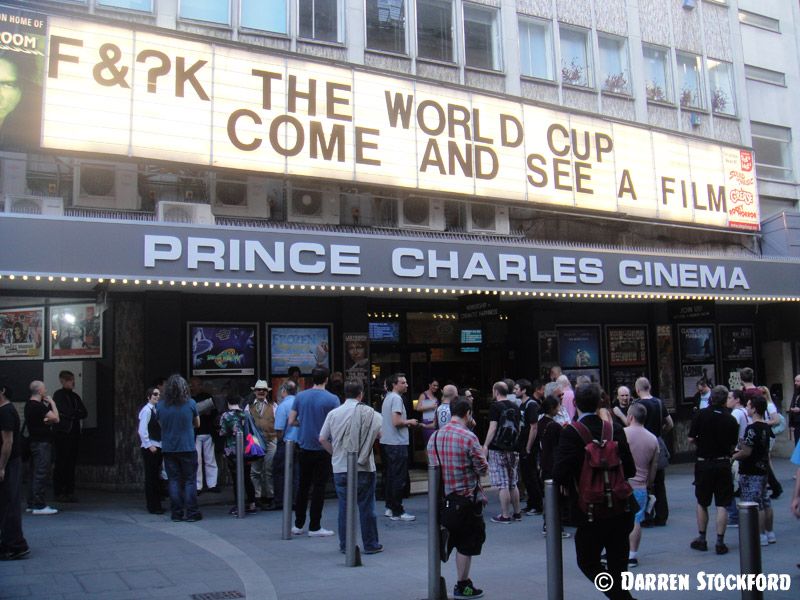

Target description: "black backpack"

left=493, top=402, right=520, bottom=451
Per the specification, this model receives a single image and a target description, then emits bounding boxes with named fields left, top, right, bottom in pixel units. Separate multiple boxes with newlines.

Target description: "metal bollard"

left=235, top=430, right=245, bottom=519
left=345, top=451, right=362, bottom=566
left=737, top=501, right=763, bottom=600
left=426, top=464, right=447, bottom=600
left=544, top=480, right=564, bottom=600
left=281, top=440, right=295, bottom=540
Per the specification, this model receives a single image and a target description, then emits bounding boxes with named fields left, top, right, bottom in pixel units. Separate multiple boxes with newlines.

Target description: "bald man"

left=435, top=385, right=459, bottom=429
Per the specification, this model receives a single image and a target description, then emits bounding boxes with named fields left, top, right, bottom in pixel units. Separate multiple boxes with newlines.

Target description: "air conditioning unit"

left=0, top=157, right=27, bottom=197
left=398, top=196, right=445, bottom=231
left=4, top=195, right=64, bottom=216
left=287, top=185, right=340, bottom=225
left=156, top=201, right=214, bottom=225
left=73, top=161, right=140, bottom=210
left=211, top=175, right=272, bottom=219
left=466, top=203, right=510, bottom=235
left=341, top=190, right=374, bottom=226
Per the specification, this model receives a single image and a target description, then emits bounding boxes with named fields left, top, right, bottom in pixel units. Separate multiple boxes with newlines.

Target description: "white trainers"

left=308, top=528, right=335, bottom=537
left=31, top=506, right=58, bottom=516
left=384, top=508, right=393, bottom=518
left=391, top=512, right=416, bottom=522
left=291, top=526, right=305, bottom=536
left=759, top=534, right=768, bottom=547
left=766, top=531, right=777, bottom=544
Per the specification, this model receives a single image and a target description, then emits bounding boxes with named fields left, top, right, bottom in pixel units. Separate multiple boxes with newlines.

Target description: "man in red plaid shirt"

left=427, top=398, right=488, bottom=600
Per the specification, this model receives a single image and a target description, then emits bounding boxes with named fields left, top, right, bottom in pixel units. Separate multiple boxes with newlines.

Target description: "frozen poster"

left=269, top=325, right=331, bottom=375
left=679, top=326, right=715, bottom=363
left=189, top=323, right=257, bottom=376
left=558, top=326, right=600, bottom=368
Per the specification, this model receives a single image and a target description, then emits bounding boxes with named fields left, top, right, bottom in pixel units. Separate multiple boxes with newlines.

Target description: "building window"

left=416, top=0, right=454, bottom=62
left=738, top=10, right=780, bottom=33
left=676, top=52, right=703, bottom=109
left=241, top=0, right=287, bottom=33
left=463, top=4, right=501, bottom=70
left=642, top=44, right=672, bottom=102
left=518, top=17, right=554, bottom=80
left=299, top=0, right=343, bottom=42
left=179, top=0, right=230, bottom=24
left=744, top=65, right=786, bottom=86
left=559, top=26, right=591, bottom=87
left=707, top=59, right=735, bottom=115
left=598, top=34, right=629, bottom=94
left=366, top=0, right=406, bottom=54
left=751, top=122, right=793, bottom=181
left=97, top=0, right=153, bottom=11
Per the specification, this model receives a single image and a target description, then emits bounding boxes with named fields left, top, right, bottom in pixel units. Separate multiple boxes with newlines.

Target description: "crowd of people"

left=1, top=365, right=800, bottom=600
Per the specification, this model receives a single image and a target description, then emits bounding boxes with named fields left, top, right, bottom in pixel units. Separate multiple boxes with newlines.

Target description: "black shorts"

left=447, top=504, right=486, bottom=557
left=694, top=460, right=733, bottom=508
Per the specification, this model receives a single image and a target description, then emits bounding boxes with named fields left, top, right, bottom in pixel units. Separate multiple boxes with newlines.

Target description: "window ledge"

left=755, top=175, right=795, bottom=186
left=521, top=75, right=558, bottom=86
left=96, top=6, right=155, bottom=18
left=239, top=28, right=290, bottom=40
left=416, top=57, right=459, bottom=69
left=647, top=98, right=677, bottom=109
left=365, top=48, right=411, bottom=60
left=562, top=82, right=596, bottom=92
left=601, top=89, right=634, bottom=100
left=712, top=111, right=739, bottom=120
left=465, top=66, right=506, bottom=76
left=177, top=18, right=232, bottom=31
left=681, top=106, right=709, bottom=115
left=297, top=37, right=346, bottom=49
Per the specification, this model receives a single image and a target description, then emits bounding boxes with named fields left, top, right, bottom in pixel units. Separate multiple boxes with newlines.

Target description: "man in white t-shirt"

left=435, top=385, right=458, bottom=429
left=380, top=373, right=417, bottom=521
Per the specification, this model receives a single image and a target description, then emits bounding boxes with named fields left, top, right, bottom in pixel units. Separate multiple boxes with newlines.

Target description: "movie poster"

left=344, top=333, right=369, bottom=389
left=678, top=326, right=715, bottom=363
left=682, top=364, right=716, bottom=399
left=0, top=6, right=46, bottom=151
left=269, top=325, right=331, bottom=375
left=608, top=367, right=648, bottom=395
left=720, top=325, right=754, bottom=361
left=0, top=306, right=44, bottom=360
left=50, top=304, right=102, bottom=358
left=656, top=325, right=675, bottom=409
left=558, top=326, right=600, bottom=368
left=189, top=323, right=257, bottom=376
left=607, top=326, right=648, bottom=367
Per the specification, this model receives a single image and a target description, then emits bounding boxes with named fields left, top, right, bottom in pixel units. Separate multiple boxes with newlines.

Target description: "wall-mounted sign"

left=268, top=324, right=331, bottom=375
left=49, top=303, right=102, bottom=359
left=0, top=307, right=44, bottom=360
left=720, top=325, right=754, bottom=361
left=668, top=300, right=716, bottom=322
left=4, top=216, right=800, bottom=297
left=607, top=325, right=648, bottom=367
left=39, top=15, right=759, bottom=231
left=678, top=325, right=715, bottom=363
left=188, top=322, right=258, bottom=376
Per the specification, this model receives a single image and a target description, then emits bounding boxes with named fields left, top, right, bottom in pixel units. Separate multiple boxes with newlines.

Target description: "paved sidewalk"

left=1, top=460, right=798, bottom=600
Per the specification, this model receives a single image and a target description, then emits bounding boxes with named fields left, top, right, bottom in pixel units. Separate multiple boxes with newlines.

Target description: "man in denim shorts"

left=482, top=381, right=521, bottom=523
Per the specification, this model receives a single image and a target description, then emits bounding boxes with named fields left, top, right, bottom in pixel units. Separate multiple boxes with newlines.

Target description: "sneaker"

left=31, top=506, right=58, bottom=516
left=363, top=545, right=384, bottom=555
left=526, top=508, right=543, bottom=516
left=766, top=531, right=777, bottom=544
left=291, top=526, right=305, bottom=536
left=628, top=557, right=639, bottom=568
left=512, top=513, right=522, bottom=522
left=715, top=543, right=728, bottom=555
left=760, top=534, right=768, bottom=547
left=185, top=513, right=203, bottom=522
left=690, top=537, right=708, bottom=551
left=491, top=515, right=512, bottom=524
left=308, top=528, right=335, bottom=537
left=454, top=579, right=484, bottom=599
left=384, top=508, right=393, bottom=518
left=390, top=512, right=416, bottom=522
left=0, top=548, right=30, bottom=561
left=561, top=531, right=571, bottom=539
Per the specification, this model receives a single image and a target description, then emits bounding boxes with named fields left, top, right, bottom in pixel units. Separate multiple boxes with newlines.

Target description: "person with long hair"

left=137, top=387, right=163, bottom=514
left=157, top=375, right=201, bottom=522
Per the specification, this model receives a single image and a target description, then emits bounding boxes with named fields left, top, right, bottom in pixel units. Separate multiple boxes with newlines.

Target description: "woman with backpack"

left=219, top=395, right=258, bottom=515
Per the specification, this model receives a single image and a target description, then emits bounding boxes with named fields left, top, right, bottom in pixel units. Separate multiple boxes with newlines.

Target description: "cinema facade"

left=1, top=1, right=799, bottom=486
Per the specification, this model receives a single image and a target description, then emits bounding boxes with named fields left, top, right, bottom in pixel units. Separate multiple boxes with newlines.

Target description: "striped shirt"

left=427, top=421, right=488, bottom=500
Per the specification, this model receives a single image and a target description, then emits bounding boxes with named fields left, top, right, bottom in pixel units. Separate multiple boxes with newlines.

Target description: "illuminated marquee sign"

left=40, top=15, right=759, bottom=231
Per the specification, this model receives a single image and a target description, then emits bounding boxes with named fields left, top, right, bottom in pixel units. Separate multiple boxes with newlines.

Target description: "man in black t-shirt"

left=0, top=378, right=29, bottom=560
left=24, top=381, right=59, bottom=515
left=482, top=382, right=522, bottom=523
left=515, top=379, right=543, bottom=515
left=52, top=371, right=88, bottom=503
left=688, top=385, right=739, bottom=555
left=733, top=395, right=776, bottom=546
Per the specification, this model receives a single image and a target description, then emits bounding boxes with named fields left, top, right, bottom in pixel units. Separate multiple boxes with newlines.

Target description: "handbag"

left=657, top=436, right=670, bottom=470
left=772, top=412, right=787, bottom=436
left=242, top=410, right=267, bottom=459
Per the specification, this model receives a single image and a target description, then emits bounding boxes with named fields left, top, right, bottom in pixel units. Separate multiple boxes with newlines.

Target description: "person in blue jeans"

left=319, top=381, right=383, bottom=554
left=157, top=375, right=201, bottom=522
